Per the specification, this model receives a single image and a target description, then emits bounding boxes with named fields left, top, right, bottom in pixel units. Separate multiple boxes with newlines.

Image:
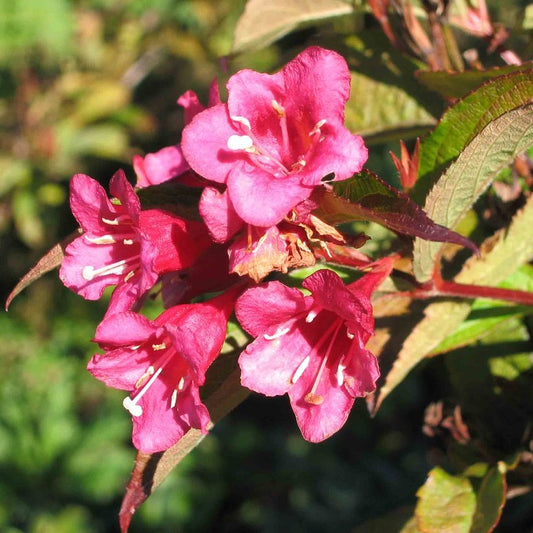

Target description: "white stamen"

left=336, top=363, right=346, bottom=386
left=170, top=389, right=178, bottom=409
left=271, top=99, right=285, bottom=116
left=177, top=377, right=185, bottom=391
left=124, top=270, right=136, bottom=282
left=123, top=396, right=143, bottom=417
left=292, top=356, right=310, bottom=384
left=346, top=330, right=354, bottom=340
left=123, top=239, right=134, bottom=245
left=228, top=134, right=254, bottom=151
left=101, top=216, right=120, bottom=225
left=82, top=259, right=128, bottom=280
left=306, top=309, right=319, bottom=323
left=125, top=365, right=164, bottom=417
left=230, top=115, right=252, bottom=130
left=85, top=234, right=117, bottom=244
left=264, top=326, right=290, bottom=340
left=309, top=119, right=327, bottom=136
left=151, top=342, right=167, bottom=351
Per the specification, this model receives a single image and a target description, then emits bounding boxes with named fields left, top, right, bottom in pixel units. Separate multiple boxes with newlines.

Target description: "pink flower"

left=59, top=171, right=211, bottom=312
left=88, top=289, right=237, bottom=452
left=182, top=46, right=367, bottom=227
left=133, top=84, right=221, bottom=187
left=199, top=186, right=343, bottom=282
left=59, top=171, right=158, bottom=306
left=236, top=268, right=388, bottom=442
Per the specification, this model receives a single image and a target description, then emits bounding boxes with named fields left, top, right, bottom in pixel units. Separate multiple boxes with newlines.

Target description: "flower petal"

left=181, top=104, right=241, bottom=184
left=133, top=145, right=189, bottom=188
left=199, top=187, right=243, bottom=242
left=227, top=162, right=313, bottom=226
left=239, top=320, right=308, bottom=397
left=235, top=281, right=307, bottom=336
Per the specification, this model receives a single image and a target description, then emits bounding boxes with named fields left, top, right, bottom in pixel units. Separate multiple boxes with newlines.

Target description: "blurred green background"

left=1, top=1, right=533, bottom=531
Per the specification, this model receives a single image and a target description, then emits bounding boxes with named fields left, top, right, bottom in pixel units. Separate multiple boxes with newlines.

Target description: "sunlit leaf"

left=416, top=63, right=533, bottom=99
left=413, top=103, right=533, bottom=281
left=232, top=0, right=352, bottom=53
left=375, top=193, right=533, bottom=410
left=431, top=265, right=533, bottom=355
left=413, top=70, right=533, bottom=203
left=416, top=467, right=476, bottom=533
left=321, top=170, right=476, bottom=251
left=346, top=71, right=435, bottom=143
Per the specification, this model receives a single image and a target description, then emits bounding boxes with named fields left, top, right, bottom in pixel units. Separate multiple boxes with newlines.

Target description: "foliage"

left=3, top=0, right=533, bottom=532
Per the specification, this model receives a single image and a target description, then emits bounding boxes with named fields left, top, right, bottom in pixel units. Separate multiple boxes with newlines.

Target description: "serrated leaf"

left=413, top=70, right=533, bottom=203
left=375, top=193, right=533, bottom=410
left=416, top=63, right=533, bottom=99
left=232, top=0, right=352, bottom=54
left=471, top=466, right=506, bottom=533
left=321, top=170, right=476, bottom=251
left=413, top=104, right=533, bottom=282
left=5, top=230, right=80, bottom=309
left=416, top=467, right=476, bottom=533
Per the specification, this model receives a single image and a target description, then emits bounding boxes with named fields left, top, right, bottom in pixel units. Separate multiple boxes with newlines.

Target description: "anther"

left=228, top=134, right=254, bottom=151
left=170, top=389, right=178, bottom=409
left=306, top=309, right=319, bottom=323
left=123, top=396, right=143, bottom=416
left=291, top=355, right=310, bottom=384
left=264, top=326, right=290, bottom=340
left=271, top=99, right=285, bottom=117
left=230, top=115, right=252, bottom=130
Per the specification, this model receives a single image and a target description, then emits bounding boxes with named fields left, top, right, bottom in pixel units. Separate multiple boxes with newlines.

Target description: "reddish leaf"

left=5, top=230, right=81, bottom=310
left=318, top=170, right=477, bottom=253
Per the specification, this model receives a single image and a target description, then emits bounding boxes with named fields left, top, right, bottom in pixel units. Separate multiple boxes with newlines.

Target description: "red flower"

left=59, top=171, right=211, bottom=312
left=182, top=46, right=367, bottom=227
left=236, top=268, right=389, bottom=442
left=88, top=290, right=237, bottom=452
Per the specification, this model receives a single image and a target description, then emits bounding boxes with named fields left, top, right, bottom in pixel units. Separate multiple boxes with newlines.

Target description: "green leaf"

left=416, top=467, right=476, bottom=533
left=375, top=193, right=533, bottom=410
left=431, top=265, right=533, bottom=356
left=413, top=70, right=533, bottom=204
left=471, top=466, right=506, bottom=533
left=416, top=63, right=533, bottom=99
left=231, top=0, right=352, bottom=54
left=343, top=33, right=439, bottom=143
left=322, top=170, right=476, bottom=251
left=346, top=71, right=435, bottom=144
left=413, top=103, right=533, bottom=281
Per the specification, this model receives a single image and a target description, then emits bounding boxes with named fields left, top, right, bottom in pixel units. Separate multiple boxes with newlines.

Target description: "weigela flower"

left=59, top=171, right=211, bottom=312
left=236, top=268, right=388, bottom=442
left=200, top=186, right=344, bottom=282
left=133, top=84, right=221, bottom=187
left=182, top=46, right=367, bottom=228
left=88, top=289, right=237, bottom=452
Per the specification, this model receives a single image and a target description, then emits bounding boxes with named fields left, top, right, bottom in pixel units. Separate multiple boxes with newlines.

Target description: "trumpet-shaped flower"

left=182, top=46, right=367, bottom=228
left=88, top=289, right=237, bottom=452
left=236, top=268, right=387, bottom=442
left=59, top=171, right=211, bottom=312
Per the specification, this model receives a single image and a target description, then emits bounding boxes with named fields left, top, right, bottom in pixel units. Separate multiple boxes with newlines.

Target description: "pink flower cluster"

left=59, top=47, right=386, bottom=452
